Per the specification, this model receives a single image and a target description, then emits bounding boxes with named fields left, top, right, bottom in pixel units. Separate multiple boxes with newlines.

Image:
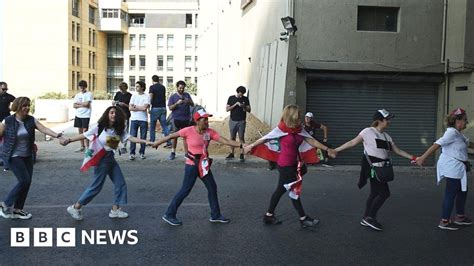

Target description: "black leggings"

left=267, top=166, right=306, bottom=217
left=364, top=177, right=391, bottom=219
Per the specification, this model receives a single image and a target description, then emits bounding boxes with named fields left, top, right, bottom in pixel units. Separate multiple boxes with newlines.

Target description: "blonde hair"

left=10, top=97, right=31, bottom=113
left=281, top=104, right=301, bottom=128
left=371, top=120, right=380, bottom=127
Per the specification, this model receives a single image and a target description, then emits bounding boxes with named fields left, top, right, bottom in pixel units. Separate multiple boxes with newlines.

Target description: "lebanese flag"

left=80, top=134, right=106, bottom=172
left=250, top=121, right=319, bottom=199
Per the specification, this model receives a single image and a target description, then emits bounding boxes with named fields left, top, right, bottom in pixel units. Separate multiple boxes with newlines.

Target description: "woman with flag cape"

left=151, top=109, right=241, bottom=226
left=244, top=104, right=336, bottom=229
left=61, top=106, right=151, bottom=220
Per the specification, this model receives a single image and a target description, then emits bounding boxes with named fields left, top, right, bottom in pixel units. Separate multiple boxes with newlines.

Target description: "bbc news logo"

left=11, top=228, right=138, bottom=247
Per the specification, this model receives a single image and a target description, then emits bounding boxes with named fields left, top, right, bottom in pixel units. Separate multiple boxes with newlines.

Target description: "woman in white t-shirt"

left=416, top=108, right=474, bottom=230
left=335, top=109, right=415, bottom=231
left=61, top=106, right=150, bottom=221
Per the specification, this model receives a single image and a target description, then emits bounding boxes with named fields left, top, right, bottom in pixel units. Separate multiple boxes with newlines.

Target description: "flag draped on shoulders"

left=80, top=134, right=106, bottom=172
left=250, top=121, right=319, bottom=199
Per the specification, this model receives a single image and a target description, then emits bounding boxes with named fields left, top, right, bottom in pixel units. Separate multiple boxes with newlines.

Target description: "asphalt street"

left=0, top=141, right=473, bottom=265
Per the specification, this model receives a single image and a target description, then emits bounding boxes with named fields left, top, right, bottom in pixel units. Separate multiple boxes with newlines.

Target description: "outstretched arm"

left=128, top=136, right=150, bottom=145
left=35, top=120, right=63, bottom=139
left=335, top=135, right=363, bottom=153
left=416, top=143, right=440, bottom=166
left=61, top=134, right=87, bottom=145
left=215, top=136, right=241, bottom=148
left=243, top=138, right=270, bottom=154
left=304, top=136, right=336, bottom=158
left=391, top=142, right=415, bottom=160
left=151, top=132, right=180, bottom=148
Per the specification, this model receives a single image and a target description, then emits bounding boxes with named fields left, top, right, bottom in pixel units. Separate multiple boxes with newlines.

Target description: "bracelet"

left=411, top=156, right=417, bottom=161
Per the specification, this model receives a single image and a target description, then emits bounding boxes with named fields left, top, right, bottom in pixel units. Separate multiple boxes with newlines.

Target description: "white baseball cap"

left=305, top=112, right=314, bottom=118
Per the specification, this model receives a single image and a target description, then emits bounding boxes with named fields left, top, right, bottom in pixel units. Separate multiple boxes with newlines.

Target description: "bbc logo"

left=11, top=228, right=76, bottom=247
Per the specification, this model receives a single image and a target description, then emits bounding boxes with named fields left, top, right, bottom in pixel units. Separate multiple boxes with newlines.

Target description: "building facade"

left=200, top=0, right=474, bottom=165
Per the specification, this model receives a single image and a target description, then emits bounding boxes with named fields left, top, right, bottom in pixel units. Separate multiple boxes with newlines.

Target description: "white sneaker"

left=67, top=205, right=83, bottom=221
left=140, top=154, right=146, bottom=160
left=109, top=208, right=129, bottom=219
left=129, top=155, right=135, bottom=161
left=0, top=205, right=12, bottom=219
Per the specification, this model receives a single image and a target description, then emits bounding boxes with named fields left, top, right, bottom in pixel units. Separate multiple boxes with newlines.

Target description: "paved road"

left=0, top=141, right=473, bottom=265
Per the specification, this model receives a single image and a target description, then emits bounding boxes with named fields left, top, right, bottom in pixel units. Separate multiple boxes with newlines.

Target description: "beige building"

left=2, top=0, right=107, bottom=98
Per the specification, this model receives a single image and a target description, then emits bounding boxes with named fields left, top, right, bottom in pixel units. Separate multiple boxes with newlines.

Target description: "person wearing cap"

left=335, top=109, right=416, bottom=231
left=303, top=112, right=330, bottom=165
left=416, top=108, right=474, bottom=230
left=0, top=82, right=15, bottom=122
left=151, top=109, right=241, bottom=226
left=225, top=86, right=251, bottom=162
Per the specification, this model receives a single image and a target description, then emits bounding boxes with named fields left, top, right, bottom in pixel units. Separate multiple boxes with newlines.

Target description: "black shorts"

left=74, top=117, right=90, bottom=129
left=174, top=120, right=191, bottom=131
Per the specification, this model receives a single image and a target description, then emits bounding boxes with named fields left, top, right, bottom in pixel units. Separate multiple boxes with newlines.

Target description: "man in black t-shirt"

left=225, top=86, right=251, bottom=162
left=0, top=82, right=15, bottom=122
left=149, top=75, right=171, bottom=148
left=113, top=82, right=132, bottom=154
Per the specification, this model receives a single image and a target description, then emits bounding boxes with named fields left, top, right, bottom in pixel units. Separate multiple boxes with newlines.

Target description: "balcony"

left=99, top=16, right=128, bottom=33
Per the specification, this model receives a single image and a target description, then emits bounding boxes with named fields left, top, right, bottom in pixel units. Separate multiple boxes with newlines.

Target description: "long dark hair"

left=98, top=106, right=126, bottom=135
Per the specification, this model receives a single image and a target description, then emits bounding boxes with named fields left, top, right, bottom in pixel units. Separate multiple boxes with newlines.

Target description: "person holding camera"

left=416, top=108, right=474, bottom=230
left=226, top=86, right=251, bottom=162
left=335, top=109, right=415, bottom=231
left=167, top=80, right=194, bottom=160
left=113, top=82, right=132, bottom=154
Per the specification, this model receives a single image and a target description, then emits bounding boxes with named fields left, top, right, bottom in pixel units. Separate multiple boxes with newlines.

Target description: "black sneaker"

left=263, top=215, right=282, bottom=225
left=361, top=217, right=383, bottom=231
left=239, top=154, right=245, bottom=162
left=300, top=216, right=320, bottom=228
left=209, top=215, right=230, bottom=223
left=12, top=210, right=32, bottom=220
left=225, top=153, right=234, bottom=160
left=453, top=216, right=473, bottom=226
left=438, top=220, right=459, bottom=230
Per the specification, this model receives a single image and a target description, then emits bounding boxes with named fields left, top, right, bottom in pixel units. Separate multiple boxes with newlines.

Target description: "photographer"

left=225, top=86, right=251, bottom=162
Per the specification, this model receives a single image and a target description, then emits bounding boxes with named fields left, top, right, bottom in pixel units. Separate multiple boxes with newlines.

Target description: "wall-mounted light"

left=281, top=16, right=298, bottom=35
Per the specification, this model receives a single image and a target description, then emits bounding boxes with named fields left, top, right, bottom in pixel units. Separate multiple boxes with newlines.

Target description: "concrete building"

left=199, top=0, right=474, bottom=165
left=2, top=0, right=107, bottom=98
left=1, top=0, right=198, bottom=98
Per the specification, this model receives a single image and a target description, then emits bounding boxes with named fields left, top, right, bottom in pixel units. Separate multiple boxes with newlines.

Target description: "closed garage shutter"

left=306, top=80, right=438, bottom=165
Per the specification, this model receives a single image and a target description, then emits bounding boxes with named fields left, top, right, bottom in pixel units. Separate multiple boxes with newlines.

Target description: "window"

left=157, top=34, right=164, bottom=49
left=195, top=14, right=198, bottom=28
left=167, top=77, right=173, bottom=87
left=157, top=56, right=164, bottom=71
left=88, top=28, right=92, bottom=46
left=139, top=34, right=146, bottom=50
left=88, top=73, right=92, bottom=89
left=76, top=48, right=81, bottom=65
left=185, top=76, right=191, bottom=83
left=167, top=56, right=174, bottom=72
left=72, top=0, right=79, bottom=17
left=139, top=55, right=146, bottom=71
left=92, top=52, right=96, bottom=69
left=185, top=56, right=192, bottom=72
left=195, top=35, right=199, bottom=50
left=357, top=6, right=399, bottom=32
left=76, top=23, right=81, bottom=42
left=194, top=77, right=198, bottom=86
left=186, top=13, right=192, bottom=28
left=72, top=22, right=75, bottom=41
left=92, top=74, right=96, bottom=90
left=72, top=47, right=75, bottom=65
left=72, top=71, right=75, bottom=90
left=89, top=6, right=96, bottom=24
left=129, top=76, right=136, bottom=88
left=77, top=72, right=81, bottom=86
left=167, top=34, right=174, bottom=50
left=129, top=55, right=136, bottom=70
left=92, top=30, right=96, bottom=47
left=194, top=56, right=198, bottom=72
left=129, top=14, right=145, bottom=27
left=185, top=35, right=192, bottom=50
left=158, top=76, right=163, bottom=84
left=88, top=51, right=92, bottom=68
left=139, top=76, right=145, bottom=83
left=102, top=9, right=119, bottom=18
left=130, top=34, right=136, bottom=49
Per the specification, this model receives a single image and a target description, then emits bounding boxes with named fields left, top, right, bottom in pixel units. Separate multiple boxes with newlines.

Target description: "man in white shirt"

left=128, top=81, right=150, bottom=160
left=73, top=80, right=93, bottom=152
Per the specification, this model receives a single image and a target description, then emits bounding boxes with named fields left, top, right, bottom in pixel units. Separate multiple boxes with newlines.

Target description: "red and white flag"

left=80, top=134, right=106, bottom=172
left=250, top=122, right=319, bottom=199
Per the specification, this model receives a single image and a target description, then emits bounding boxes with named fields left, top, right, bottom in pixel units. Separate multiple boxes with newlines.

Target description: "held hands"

left=327, top=148, right=337, bottom=159
left=415, top=156, right=425, bottom=166
left=243, top=144, right=253, bottom=154
left=59, top=137, right=71, bottom=146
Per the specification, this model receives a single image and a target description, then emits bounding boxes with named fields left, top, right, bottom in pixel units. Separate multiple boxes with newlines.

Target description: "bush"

left=166, top=82, right=198, bottom=99
left=93, top=90, right=113, bottom=100
left=37, top=92, right=68, bottom=99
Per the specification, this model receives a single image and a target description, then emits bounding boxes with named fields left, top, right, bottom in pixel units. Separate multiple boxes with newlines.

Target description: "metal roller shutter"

left=306, top=80, right=438, bottom=165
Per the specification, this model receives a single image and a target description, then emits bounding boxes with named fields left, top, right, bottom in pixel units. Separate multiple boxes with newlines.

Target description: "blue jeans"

left=130, top=120, right=148, bottom=155
left=166, top=164, right=221, bottom=219
left=149, top=107, right=171, bottom=144
left=441, top=178, right=468, bottom=220
left=4, top=156, right=33, bottom=209
left=78, top=152, right=127, bottom=206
